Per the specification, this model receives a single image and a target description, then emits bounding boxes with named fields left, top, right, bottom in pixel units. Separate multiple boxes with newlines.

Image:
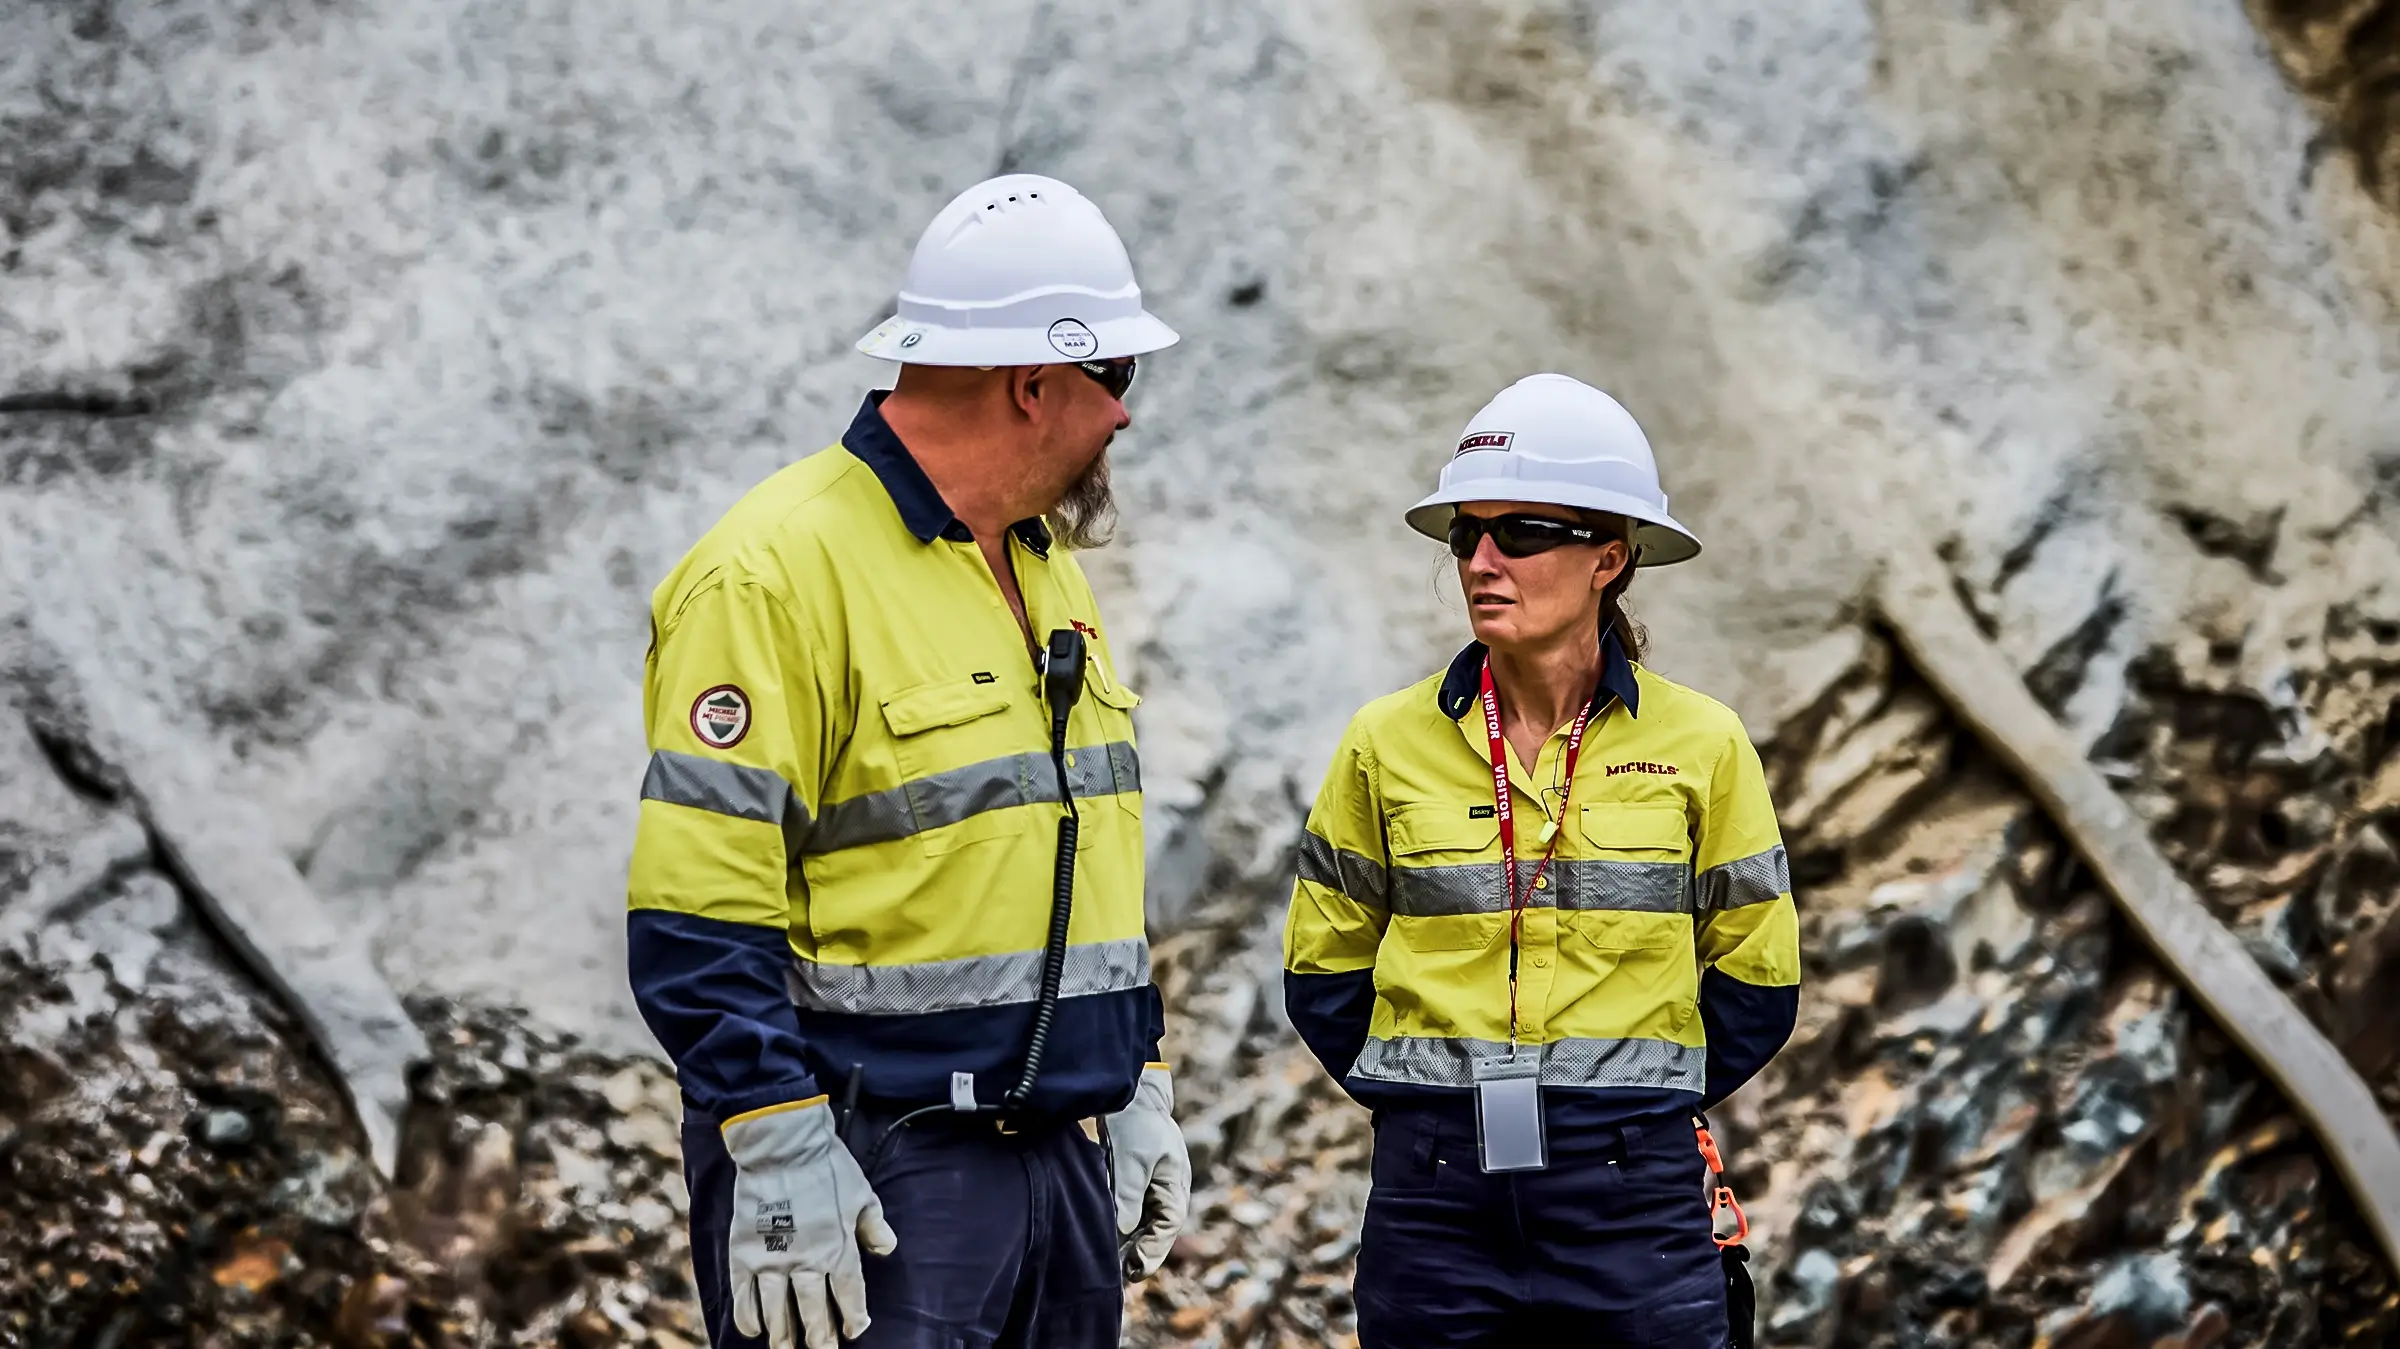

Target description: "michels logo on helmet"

left=1454, top=431, right=1514, bottom=457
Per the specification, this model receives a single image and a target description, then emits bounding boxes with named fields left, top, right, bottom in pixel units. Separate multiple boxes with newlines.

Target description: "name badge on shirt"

left=1472, top=1052, right=1546, bottom=1173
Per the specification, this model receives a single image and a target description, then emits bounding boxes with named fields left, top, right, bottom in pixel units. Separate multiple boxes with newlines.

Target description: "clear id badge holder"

left=1472, top=1051, right=1546, bottom=1173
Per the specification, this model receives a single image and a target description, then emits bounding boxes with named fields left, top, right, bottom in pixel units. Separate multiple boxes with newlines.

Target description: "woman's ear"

left=1591, top=538, right=1630, bottom=593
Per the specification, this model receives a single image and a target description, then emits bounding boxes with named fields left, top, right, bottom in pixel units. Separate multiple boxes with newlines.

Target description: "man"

left=627, top=175, right=1190, bottom=1349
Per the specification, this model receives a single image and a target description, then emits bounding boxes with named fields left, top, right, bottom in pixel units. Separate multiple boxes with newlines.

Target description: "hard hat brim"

left=855, top=310, right=1180, bottom=366
left=1404, top=487, right=1703, bottom=567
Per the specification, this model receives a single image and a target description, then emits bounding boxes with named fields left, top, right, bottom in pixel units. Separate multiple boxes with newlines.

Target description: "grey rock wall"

left=5, top=0, right=2399, bottom=1067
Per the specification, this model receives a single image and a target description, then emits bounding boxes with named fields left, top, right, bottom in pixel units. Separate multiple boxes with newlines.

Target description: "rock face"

left=7, top=0, right=2400, bottom=1049
left=8, top=0, right=2400, bottom=1343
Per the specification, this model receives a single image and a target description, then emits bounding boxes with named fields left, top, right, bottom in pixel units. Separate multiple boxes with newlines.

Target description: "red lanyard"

left=1478, top=658, right=1598, bottom=1044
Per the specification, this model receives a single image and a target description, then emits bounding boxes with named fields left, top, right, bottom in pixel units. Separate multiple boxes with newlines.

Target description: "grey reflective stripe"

left=805, top=741, right=1140, bottom=854
left=642, top=752, right=810, bottom=841
left=1387, top=858, right=1691, bottom=917
left=1348, top=1035, right=1705, bottom=1092
left=786, top=935, right=1151, bottom=1016
left=1295, top=831, right=1389, bottom=908
left=1696, top=845, right=1789, bottom=911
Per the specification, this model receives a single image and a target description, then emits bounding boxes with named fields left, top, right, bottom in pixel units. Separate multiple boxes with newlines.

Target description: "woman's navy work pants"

left=1354, top=1107, right=1728, bottom=1348
left=681, top=1107, right=1121, bottom=1349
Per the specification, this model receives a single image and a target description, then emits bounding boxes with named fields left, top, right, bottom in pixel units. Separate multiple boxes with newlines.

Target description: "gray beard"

left=1046, top=449, right=1117, bottom=550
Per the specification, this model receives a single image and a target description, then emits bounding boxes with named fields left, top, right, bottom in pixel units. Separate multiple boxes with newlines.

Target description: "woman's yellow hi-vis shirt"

left=1282, top=633, right=1799, bottom=1122
left=627, top=395, right=1161, bottom=1125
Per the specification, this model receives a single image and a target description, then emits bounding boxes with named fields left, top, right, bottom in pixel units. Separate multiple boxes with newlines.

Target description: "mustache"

left=1047, top=446, right=1117, bottom=550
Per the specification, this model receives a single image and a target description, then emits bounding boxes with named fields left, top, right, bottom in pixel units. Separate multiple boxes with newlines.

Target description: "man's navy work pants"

left=682, top=1106, right=1120, bottom=1349
left=1354, top=1107, right=1728, bottom=1348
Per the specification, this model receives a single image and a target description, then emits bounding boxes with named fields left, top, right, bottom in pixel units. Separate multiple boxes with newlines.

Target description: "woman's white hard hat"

left=856, top=174, right=1180, bottom=367
left=1405, top=373, right=1702, bottom=566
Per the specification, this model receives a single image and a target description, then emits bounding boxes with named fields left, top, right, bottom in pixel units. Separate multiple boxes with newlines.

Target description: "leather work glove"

left=722, top=1099, right=898, bottom=1349
left=1104, top=1064, right=1191, bottom=1281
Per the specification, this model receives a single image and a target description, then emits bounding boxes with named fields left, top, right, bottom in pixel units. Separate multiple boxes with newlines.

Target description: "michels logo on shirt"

left=690, top=685, right=752, bottom=750
left=1454, top=431, right=1514, bottom=457
left=1607, top=761, right=1679, bottom=777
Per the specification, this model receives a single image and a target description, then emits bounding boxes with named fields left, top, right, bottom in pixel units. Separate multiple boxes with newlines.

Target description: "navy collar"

left=842, top=392, right=1054, bottom=557
left=1437, top=627, right=1642, bottom=722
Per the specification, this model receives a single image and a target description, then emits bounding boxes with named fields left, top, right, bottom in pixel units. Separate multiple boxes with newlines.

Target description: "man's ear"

left=1008, top=366, right=1046, bottom=422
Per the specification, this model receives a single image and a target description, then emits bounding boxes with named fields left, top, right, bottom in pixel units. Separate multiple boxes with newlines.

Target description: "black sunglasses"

left=1447, top=512, right=1604, bottom=559
left=1071, top=357, right=1137, bottom=400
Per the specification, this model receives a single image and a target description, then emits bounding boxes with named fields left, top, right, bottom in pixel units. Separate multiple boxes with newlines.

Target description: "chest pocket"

left=1079, top=673, right=1144, bottom=826
left=1567, top=801, right=1695, bottom=1025
left=1387, top=803, right=1503, bottom=952
left=1571, top=801, right=1693, bottom=941
left=880, top=675, right=1020, bottom=854
left=1578, top=802, right=1692, bottom=861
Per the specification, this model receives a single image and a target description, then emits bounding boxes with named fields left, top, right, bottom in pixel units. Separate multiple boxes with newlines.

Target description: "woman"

left=1283, top=373, right=1800, bottom=1348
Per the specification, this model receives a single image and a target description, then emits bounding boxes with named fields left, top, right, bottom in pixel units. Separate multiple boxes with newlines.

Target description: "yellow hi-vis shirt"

left=1281, top=633, right=1799, bottom=1119
left=626, top=394, right=1160, bottom=1124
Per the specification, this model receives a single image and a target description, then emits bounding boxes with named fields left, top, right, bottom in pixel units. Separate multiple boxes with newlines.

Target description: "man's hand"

left=1104, top=1064, right=1190, bottom=1281
left=721, top=1099, right=898, bottom=1349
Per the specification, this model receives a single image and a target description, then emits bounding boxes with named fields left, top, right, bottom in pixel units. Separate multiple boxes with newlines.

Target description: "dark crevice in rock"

left=0, top=390, right=159, bottom=416
left=2165, top=502, right=2285, bottom=581
left=2025, top=575, right=2128, bottom=716
left=22, top=713, right=130, bottom=808
left=1993, top=483, right=2077, bottom=594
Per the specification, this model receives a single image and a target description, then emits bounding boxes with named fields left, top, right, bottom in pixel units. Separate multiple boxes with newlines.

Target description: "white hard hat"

left=855, top=174, right=1179, bottom=367
left=1404, top=373, right=1702, bottom=566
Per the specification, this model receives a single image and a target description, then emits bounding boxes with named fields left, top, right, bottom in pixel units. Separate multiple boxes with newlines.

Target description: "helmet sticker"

left=898, top=330, right=924, bottom=349
left=1455, top=431, right=1515, bottom=456
left=690, top=685, right=752, bottom=750
left=1047, top=319, right=1098, bottom=358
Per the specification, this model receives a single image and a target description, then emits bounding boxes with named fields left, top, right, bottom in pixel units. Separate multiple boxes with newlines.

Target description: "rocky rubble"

left=1118, top=613, right=2400, bottom=1348
left=12, top=613, right=2399, bottom=1348
left=18, top=581, right=2399, bottom=1349
left=0, top=855, right=699, bottom=1348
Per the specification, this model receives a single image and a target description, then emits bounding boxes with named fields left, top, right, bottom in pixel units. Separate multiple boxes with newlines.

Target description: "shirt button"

left=1532, top=954, right=1550, bottom=968
left=1065, top=752, right=1077, bottom=767
left=1532, top=875, right=1549, bottom=890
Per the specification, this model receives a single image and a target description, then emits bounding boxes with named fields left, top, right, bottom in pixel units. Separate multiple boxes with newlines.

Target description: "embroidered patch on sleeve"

left=690, top=685, right=752, bottom=749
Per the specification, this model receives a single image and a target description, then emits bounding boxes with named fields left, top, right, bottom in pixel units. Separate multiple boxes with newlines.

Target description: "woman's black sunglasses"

left=1072, top=357, right=1137, bottom=400
left=1447, top=512, right=1604, bottom=559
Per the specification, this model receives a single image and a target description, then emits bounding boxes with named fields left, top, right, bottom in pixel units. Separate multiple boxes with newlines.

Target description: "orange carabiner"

left=1711, top=1184, right=1750, bottom=1249
left=1694, top=1118, right=1748, bottom=1249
